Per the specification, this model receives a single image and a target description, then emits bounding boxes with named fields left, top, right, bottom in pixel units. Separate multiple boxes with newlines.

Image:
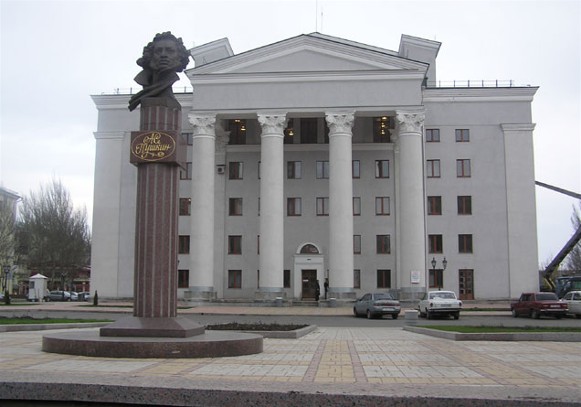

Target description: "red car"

left=511, top=292, right=568, bottom=319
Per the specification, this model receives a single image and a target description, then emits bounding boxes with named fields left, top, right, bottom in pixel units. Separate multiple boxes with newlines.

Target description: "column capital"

left=396, top=110, right=425, bottom=134
left=325, top=112, right=355, bottom=134
left=188, top=113, right=216, bottom=136
left=257, top=113, right=287, bottom=135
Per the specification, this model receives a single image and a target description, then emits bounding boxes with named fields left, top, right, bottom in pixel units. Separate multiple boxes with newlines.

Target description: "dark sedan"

left=353, top=292, right=401, bottom=319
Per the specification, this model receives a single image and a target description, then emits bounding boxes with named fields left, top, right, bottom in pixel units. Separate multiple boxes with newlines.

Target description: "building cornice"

left=423, top=87, right=538, bottom=103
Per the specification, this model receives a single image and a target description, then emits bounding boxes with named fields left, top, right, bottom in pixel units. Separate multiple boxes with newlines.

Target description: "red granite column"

left=101, top=97, right=204, bottom=338
left=134, top=98, right=180, bottom=318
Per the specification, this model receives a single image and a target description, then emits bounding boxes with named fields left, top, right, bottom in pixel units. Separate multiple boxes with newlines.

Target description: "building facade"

left=91, top=33, right=539, bottom=302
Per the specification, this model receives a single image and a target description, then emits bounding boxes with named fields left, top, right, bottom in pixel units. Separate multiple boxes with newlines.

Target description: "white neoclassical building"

left=91, top=33, right=539, bottom=302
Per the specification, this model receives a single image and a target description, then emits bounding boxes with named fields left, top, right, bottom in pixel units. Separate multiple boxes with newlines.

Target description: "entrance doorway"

left=459, top=269, right=474, bottom=300
left=301, top=269, right=317, bottom=300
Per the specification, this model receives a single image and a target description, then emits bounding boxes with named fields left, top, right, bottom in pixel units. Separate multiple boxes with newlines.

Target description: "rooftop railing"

left=100, top=80, right=533, bottom=95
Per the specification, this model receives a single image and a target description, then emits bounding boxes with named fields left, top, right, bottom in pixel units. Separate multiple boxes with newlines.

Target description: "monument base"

left=100, top=316, right=204, bottom=338
left=43, top=330, right=263, bottom=359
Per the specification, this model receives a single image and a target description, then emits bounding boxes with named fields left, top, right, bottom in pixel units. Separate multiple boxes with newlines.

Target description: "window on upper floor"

left=182, top=132, right=193, bottom=145
left=428, top=234, right=443, bottom=254
left=375, top=197, right=390, bottom=215
left=178, top=235, right=190, bottom=254
left=353, top=197, right=361, bottom=216
left=352, top=160, right=360, bottom=179
left=228, top=198, right=243, bottom=216
left=458, top=234, right=473, bottom=253
left=455, top=129, right=470, bottom=142
left=287, top=161, right=302, bottom=179
left=287, top=198, right=302, bottom=216
left=228, top=119, right=246, bottom=145
left=228, top=235, right=242, bottom=255
left=354, top=235, right=361, bottom=254
left=457, top=159, right=471, bottom=178
left=376, top=235, right=391, bottom=254
left=426, top=160, right=441, bottom=178
left=458, top=196, right=472, bottom=215
left=179, top=198, right=191, bottom=216
left=316, top=197, right=329, bottom=216
left=300, top=118, right=318, bottom=144
left=426, top=129, right=440, bottom=142
left=375, top=160, right=390, bottom=178
left=180, top=162, right=192, bottom=180
left=428, top=196, right=442, bottom=215
left=284, top=119, right=295, bottom=144
left=229, top=162, right=244, bottom=180
left=316, top=161, right=329, bottom=179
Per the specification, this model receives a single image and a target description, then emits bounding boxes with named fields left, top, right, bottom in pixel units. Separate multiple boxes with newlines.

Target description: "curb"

left=0, top=322, right=110, bottom=333
left=404, top=326, right=581, bottom=342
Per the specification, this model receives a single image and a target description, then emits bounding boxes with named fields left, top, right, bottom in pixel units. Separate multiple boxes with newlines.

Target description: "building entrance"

left=301, top=269, right=317, bottom=300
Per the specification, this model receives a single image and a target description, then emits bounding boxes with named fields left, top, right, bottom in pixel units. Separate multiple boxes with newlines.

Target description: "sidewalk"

left=1, top=302, right=580, bottom=406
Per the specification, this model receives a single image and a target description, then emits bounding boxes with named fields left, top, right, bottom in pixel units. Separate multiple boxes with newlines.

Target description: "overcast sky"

left=0, top=0, right=579, bottom=265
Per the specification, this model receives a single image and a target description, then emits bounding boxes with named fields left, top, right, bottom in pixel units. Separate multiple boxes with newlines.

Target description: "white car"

left=560, top=290, right=581, bottom=319
left=418, top=290, right=462, bottom=320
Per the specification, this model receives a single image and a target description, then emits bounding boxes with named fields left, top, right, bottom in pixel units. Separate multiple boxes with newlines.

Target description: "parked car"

left=353, top=292, right=401, bottom=319
left=78, top=292, right=91, bottom=302
left=46, top=291, right=72, bottom=301
left=418, top=290, right=462, bottom=320
left=511, top=292, right=567, bottom=319
left=560, top=290, right=581, bottom=319
left=69, top=292, right=79, bottom=301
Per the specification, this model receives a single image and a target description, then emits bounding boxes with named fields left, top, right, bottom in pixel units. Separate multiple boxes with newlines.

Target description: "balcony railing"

left=424, top=79, right=532, bottom=88
left=101, top=80, right=532, bottom=96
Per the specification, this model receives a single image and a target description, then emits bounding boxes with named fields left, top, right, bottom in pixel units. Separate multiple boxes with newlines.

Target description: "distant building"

left=0, top=186, right=20, bottom=294
left=91, top=33, right=539, bottom=301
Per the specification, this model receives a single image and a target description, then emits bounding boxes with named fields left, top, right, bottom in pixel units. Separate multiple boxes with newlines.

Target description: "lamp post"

left=431, top=257, right=447, bottom=290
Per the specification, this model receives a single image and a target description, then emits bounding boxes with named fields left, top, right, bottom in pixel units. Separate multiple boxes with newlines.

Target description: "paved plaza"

left=1, top=320, right=581, bottom=406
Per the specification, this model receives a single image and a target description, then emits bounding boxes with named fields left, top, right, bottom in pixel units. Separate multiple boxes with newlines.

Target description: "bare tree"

left=565, top=201, right=581, bottom=272
left=16, top=179, right=91, bottom=290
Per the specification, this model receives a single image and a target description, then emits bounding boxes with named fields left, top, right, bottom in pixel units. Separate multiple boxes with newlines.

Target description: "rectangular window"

left=426, top=129, right=440, bottom=142
left=287, top=198, right=302, bottom=216
left=459, top=234, right=473, bottom=253
left=455, top=129, right=470, bottom=142
left=354, top=235, right=361, bottom=254
left=376, top=235, right=391, bottom=254
left=429, top=269, right=443, bottom=288
left=426, top=160, right=441, bottom=178
left=457, top=196, right=472, bottom=215
left=300, top=118, right=318, bottom=144
left=353, top=197, right=361, bottom=216
left=179, top=198, right=191, bottom=216
left=178, top=269, right=189, bottom=288
left=178, top=235, right=190, bottom=254
left=257, top=235, right=260, bottom=255
left=427, top=196, right=442, bottom=215
left=180, top=162, right=192, bottom=180
left=287, top=161, right=302, bottom=179
left=228, top=119, right=247, bottom=145
left=228, top=162, right=244, bottom=180
left=457, top=159, right=471, bottom=177
left=375, top=197, right=390, bottom=215
left=375, top=160, right=390, bottom=178
left=283, top=269, right=291, bottom=288
left=354, top=269, right=361, bottom=289
left=228, top=235, right=242, bottom=254
left=373, top=117, right=393, bottom=143
left=228, top=198, right=243, bottom=216
left=377, top=269, right=392, bottom=288
left=352, top=160, right=360, bottom=179
left=316, top=197, right=329, bottom=216
left=228, top=270, right=242, bottom=289
left=316, top=161, right=329, bottom=179
left=428, top=234, right=443, bottom=254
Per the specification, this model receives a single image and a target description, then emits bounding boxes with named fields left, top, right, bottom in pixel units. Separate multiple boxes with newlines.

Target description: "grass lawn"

left=0, top=317, right=113, bottom=325
left=421, top=325, right=581, bottom=333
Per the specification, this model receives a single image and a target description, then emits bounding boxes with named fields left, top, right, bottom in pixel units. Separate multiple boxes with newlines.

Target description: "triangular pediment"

left=187, top=33, right=427, bottom=76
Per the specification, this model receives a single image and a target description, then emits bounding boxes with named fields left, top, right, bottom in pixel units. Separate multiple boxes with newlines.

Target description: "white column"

left=395, top=110, right=426, bottom=300
left=187, top=114, right=216, bottom=299
left=326, top=112, right=355, bottom=299
left=257, top=113, right=287, bottom=297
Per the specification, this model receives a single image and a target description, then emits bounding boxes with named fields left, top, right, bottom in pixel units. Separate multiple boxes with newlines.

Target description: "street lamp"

left=431, top=257, right=447, bottom=290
